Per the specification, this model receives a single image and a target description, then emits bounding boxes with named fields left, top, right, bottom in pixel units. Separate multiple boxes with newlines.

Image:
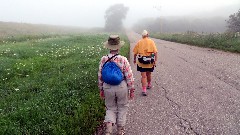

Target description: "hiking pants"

left=103, top=81, right=129, bottom=126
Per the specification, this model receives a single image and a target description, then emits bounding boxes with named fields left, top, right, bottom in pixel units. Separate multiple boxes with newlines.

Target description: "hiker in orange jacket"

left=133, top=30, right=158, bottom=96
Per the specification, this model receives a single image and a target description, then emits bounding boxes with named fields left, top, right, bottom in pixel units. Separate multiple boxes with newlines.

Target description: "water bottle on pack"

left=151, top=53, right=155, bottom=63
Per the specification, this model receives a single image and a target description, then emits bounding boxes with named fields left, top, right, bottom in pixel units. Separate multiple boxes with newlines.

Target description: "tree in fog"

left=227, top=9, right=240, bottom=32
left=104, top=4, right=129, bottom=32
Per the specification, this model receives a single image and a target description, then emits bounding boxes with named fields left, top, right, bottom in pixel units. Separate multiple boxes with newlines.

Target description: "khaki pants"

left=103, top=81, right=129, bottom=126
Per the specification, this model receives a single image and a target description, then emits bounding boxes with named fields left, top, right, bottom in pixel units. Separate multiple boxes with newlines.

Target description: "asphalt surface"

left=124, top=31, right=240, bottom=135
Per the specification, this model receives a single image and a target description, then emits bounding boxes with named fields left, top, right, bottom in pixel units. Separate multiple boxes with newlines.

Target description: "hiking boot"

left=142, top=92, right=147, bottom=96
left=105, top=123, right=113, bottom=135
left=117, top=126, right=125, bottom=135
left=147, top=85, right=152, bottom=89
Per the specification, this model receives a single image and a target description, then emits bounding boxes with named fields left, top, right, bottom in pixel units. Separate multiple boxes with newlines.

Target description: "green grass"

left=0, top=34, right=130, bottom=134
left=0, top=21, right=104, bottom=38
left=0, top=34, right=62, bottom=45
left=151, top=32, right=240, bottom=53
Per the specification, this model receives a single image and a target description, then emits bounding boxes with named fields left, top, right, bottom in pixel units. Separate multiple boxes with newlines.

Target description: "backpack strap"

left=102, top=54, right=119, bottom=68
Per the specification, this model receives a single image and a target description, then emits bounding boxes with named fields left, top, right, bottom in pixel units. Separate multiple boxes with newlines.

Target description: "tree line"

left=104, top=4, right=239, bottom=34
left=132, top=17, right=227, bottom=34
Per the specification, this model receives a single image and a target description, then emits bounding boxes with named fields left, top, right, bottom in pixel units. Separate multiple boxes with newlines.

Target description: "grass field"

left=151, top=32, right=240, bottom=53
left=0, top=33, right=130, bottom=134
left=0, top=21, right=104, bottom=38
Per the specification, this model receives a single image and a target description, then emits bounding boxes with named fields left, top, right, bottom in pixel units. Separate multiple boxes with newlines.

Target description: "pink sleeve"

left=98, top=57, right=105, bottom=91
left=122, top=57, right=134, bottom=90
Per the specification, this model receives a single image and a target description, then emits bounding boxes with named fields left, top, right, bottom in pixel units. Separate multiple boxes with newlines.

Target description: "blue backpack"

left=102, top=54, right=123, bottom=85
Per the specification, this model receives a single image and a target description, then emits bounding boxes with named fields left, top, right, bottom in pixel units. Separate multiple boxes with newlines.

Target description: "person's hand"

left=100, top=90, right=105, bottom=99
left=153, top=61, right=157, bottom=67
left=133, top=59, right=136, bottom=64
left=129, top=92, right=134, bottom=100
left=129, top=88, right=135, bottom=100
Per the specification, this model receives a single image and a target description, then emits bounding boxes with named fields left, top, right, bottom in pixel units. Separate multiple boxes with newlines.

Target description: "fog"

left=0, top=0, right=239, bottom=28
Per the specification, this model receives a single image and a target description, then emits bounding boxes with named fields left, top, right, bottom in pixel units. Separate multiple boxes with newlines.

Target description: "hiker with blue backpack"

left=98, top=35, right=135, bottom=135
left=133, top=30, right=158, bottom=96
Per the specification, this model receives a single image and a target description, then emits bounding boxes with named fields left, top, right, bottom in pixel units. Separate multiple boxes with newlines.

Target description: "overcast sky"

left=0, top=0, right=239, bottom=27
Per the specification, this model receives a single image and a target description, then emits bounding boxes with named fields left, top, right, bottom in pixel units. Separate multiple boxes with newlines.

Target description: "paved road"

left=125, top=31, right=240, bottom=135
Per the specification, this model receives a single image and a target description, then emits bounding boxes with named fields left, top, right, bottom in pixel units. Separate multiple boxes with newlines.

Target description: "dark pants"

left=137, top=65, right=154, bottom=72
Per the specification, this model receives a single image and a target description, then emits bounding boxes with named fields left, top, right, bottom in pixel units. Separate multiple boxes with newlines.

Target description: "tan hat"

left=103, top=35, right=125, bottom=50
left=142, top=30, right=148, bottom=36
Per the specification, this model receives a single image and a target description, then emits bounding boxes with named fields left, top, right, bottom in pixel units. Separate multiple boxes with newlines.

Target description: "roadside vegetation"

left=151, top=32, right=240, bottom=53
left=135, top=9, right=240, bottom=53
left=0, top=34, right=130, bottom=134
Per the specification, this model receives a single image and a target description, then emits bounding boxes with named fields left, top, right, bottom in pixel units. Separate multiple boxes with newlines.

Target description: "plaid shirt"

left=98, top=53, right=134, bottom=91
